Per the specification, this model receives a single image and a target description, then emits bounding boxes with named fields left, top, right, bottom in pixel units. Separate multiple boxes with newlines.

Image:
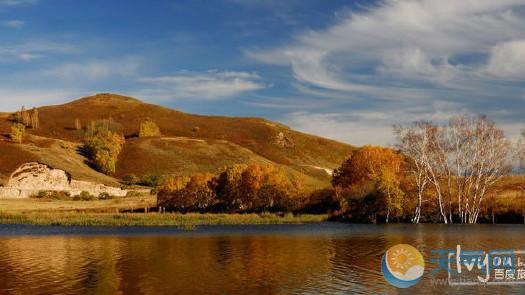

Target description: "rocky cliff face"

left=0, top=162, right=129, bottom=198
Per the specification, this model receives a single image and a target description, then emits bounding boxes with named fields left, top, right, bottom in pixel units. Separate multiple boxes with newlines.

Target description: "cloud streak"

left=139, top=70, right=266, bottom=100
left=2, top=20, right=25, bottom=28
left=0, top=0, right=38, bottom=6
left=41, top=58, right=141, bottom=81
left=0, top=41, right=76, bottom=62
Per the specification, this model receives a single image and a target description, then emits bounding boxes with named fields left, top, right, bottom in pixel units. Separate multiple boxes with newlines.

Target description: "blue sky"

left=1, top=0, right=525, bottom=146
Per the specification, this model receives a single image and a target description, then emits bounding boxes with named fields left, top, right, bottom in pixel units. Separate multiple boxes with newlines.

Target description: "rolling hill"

left=0, top=93, right=355, bottom=189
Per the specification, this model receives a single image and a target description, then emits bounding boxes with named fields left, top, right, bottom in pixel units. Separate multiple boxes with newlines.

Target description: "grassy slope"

left=0, top=93, right=354, bottom=188
left=116, top=136, right=274, bottom=177
left=0, top=134, right=119, bottom=186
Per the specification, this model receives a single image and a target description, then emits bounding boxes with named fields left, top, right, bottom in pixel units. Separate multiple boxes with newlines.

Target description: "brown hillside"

left=0, top=93, right=354, bottom=187
left=116, top=136, right=273, bottom=177
left=27, top=94, right=353, bottom=166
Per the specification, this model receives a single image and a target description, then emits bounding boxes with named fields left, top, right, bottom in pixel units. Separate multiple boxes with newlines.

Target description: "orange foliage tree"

left=158, top=173, right=217, bottom=211
left=332, top=145, right=406, bottom=222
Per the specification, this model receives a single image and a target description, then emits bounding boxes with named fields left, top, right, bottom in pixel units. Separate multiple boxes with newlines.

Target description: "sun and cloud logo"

left=382, top=244, right=425, bottom=288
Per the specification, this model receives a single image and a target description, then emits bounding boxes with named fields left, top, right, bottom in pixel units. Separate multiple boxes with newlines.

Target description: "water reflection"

left=0, top=224, right=523, bottom=294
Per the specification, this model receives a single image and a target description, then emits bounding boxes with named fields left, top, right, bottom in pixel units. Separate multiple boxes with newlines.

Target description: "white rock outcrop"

left=0, top=162, right=129, bottom=198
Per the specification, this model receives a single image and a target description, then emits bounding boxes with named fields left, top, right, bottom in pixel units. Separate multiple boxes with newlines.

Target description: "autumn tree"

left=139, top=119, right=161, bottom=137
left=215, top=164, right=302, bottom=212
left=239, top=164, right=297, bottom=211
left=216, top=164, right=247, bottom=210
left=20, top=106, right=30, bottom=126
left=157, top=176, right=190, bottom=209
left=75, top=118, right=82, bottom=130
left=332, top=145, right=406, bottom=222
left=517, top=128, right=525, bottom=173
left=394, top=123, right=430, bottom=223
left=395, top=114, right=510, bottom=224
left=184, top=173, right=217, bottom=209
left=30, top=108, right=39, bottom=129
left=377, top=168, right=405, bottom=223
left=13, top=110, right=22, bottom=124
left=158, top=174, right=217, bottom=211
left=83, top=119, right=125, bottom=174
left=10, top=123, right=25, bottom=143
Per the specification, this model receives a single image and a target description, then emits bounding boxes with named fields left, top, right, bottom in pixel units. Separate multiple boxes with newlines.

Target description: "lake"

left=0, top=223, right=523, bottom=294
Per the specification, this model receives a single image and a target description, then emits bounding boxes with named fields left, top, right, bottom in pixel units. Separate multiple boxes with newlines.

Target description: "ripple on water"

left=0, top=224, right=522, bottom=294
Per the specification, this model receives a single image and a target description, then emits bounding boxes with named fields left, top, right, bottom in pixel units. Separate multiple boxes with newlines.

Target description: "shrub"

left=31, top=191, right=71, bottom=200
left=73, top=191, right=96, bottom=201
left=139, top=119, right=161, bottom=137
left=138, top=175, right=163, bottom=187
left=126, top=191, right=144, bottom=198
left=122, top=174, right=140, bottom=186
left=98, top=192, right=114, bottom=200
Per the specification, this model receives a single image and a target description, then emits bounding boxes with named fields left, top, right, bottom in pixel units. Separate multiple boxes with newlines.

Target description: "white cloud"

left=247, top=0, right=525, bottom=145
left=284, top=105, right=470, bottom=146
left=283, top=112, right=393, bottom=146
left=139, top=70, right=266, bottom=100
left=484, top=40, right=525, bottom=79
left=248, top=0, right=525, bottom=94
left=2, top=20, right=25, bottom=28
left=41, top=58, right=141, bottom=81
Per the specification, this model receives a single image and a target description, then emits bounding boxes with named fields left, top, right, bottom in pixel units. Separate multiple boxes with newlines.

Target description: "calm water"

left=0, top=223, right=523, bottom=294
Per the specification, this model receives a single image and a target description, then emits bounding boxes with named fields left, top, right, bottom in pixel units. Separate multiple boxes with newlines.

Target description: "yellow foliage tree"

left=21, top=106, right=30, bottom=126
left=10, top=123, right=25, bottom=143
left=75, top=118, right=82, bottom=130
left=139, top=119, right=161, bottom=137
left=83, top=128, right=125, bottom=174
left=30, top=108, right=39, bottom=129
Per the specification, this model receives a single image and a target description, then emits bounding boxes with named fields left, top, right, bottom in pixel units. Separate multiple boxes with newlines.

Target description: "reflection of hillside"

left=0, top=237, right=125, bottom=294
left=116, top=236, right=336, bottom=294
left=0, top=235, right=336, bottom=294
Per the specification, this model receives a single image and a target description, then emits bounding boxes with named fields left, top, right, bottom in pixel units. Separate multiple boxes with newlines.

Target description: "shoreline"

left=0, top=211, right=328, bottom=227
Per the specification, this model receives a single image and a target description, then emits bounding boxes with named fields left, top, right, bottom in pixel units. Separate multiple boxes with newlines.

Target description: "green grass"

left=0, top=211, right=328, bottom=227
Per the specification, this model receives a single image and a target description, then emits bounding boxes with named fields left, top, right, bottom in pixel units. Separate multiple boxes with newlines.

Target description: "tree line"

left=157, top=164, right=306, bottom=213
left=9, top=106, right=39, bottom=143
left=332, top=113, right=519, bottom=224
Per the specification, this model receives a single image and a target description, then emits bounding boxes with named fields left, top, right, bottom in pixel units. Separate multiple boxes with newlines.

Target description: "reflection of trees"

left=116, top=235, right=336, bottom=294
left=0, top=234, right=336, bottom=294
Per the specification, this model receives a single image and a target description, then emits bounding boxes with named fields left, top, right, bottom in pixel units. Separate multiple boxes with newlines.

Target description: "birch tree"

left=395, top=114, right=510, bottom=224
left=517, top=128, right=525, bottom=172
left=394, top=123, right=429, bottom=224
